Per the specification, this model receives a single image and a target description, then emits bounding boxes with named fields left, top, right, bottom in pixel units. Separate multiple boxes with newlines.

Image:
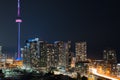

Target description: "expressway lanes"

left=89, top=68, right=119, bottom=80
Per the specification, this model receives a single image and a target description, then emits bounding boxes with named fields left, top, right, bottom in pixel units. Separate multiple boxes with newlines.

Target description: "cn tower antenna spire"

left=16, top=0, right=22, bottom=60
left=18, top=0, right=20, bottom=17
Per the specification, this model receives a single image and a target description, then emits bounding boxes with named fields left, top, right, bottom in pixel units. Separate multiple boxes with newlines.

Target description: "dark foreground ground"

left=0, top=71, right=88, bottom=80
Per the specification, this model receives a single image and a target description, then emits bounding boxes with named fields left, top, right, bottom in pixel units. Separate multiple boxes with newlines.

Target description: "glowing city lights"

left=89, top=68, right=119, bottom=80
left=16, top=19, right=22, bottom=23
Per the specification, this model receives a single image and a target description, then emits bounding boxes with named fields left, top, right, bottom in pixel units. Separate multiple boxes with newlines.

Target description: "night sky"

left=0, top=0, right=120, bottom=61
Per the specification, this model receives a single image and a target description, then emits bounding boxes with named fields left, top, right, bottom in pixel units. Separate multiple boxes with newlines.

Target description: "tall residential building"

left=117, top=63, right=120, bottom=77
left=22, top=46, right=30, bottom=68
left=75, top=42, right=87, bottom=62
left=22, top=39, right=72, bottom=71
left=0, top=46, right=2, bottom=54
left=38, top=41, right=47, bottom=70
left=22, top=38, right=39, bottom=69
left=103, top=49, right=117, bottom=63
left=64, top=41, right=71, bottom=67
left=46, top=44, right=56, bottom=69
left=103, top=49, right=117, bottom=75
left=22, top=38, right=48, bottom=71
left=54, top=41, right=71, bottom=69
left=0, top=46, right=6, bottom=69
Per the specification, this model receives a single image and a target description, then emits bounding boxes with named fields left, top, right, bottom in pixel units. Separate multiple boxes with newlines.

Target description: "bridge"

left=89, top=68, right=119, bottom=80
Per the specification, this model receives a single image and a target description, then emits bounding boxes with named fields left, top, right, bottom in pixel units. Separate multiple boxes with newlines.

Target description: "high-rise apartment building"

left=103, top=49, right=117, bottom=75
left=22, top=46, right=30, bottom=68
left=22, top=39, right=72, bottom=71
left=117, top=63, right=120, bottom=77
left=103, top=49, right=117, bottom=63
left=75, top=42, right=87, bottom=62
left=23, top=38, right=48, bottom=71
left=22, top=38, right=39, bottom=69
left=46, top=44, right=57, bottom=69
left=46, top=44, right=53, bottom=68
left=0, top=46, right=6, bottom=69
left=0, top=46, right=2, bottom=54
left=54, top=41, right=71, bottom=69
left=38, top=41, right=47, bottom=69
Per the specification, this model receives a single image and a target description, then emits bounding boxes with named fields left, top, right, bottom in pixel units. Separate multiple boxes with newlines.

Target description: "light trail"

left=89, top=68, right=119, bottom=80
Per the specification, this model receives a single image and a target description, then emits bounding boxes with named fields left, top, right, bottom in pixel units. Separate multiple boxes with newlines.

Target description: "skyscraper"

left=75, top=42, right=87, bottom=62
left=0, top=46, right=6, bottom=69
left=16, top=0, right=22, bottom=60
left=103, top=49, right=117, bottom=63
left=54, top=41, right=71, bottom=68
left=46, top=44, right=56, bottom=68
left=103, top=49, right=117, bottom=75
left=75, top=42, right=88, bottom=75
left=22, top=38, right=40, bottom=69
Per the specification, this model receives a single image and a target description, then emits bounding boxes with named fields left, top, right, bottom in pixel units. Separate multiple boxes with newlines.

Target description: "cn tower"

left=16, top=0, right=22, bottom=60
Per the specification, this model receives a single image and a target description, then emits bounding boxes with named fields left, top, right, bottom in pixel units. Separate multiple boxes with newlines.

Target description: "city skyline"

left=0, top=0, right=120, bottom=60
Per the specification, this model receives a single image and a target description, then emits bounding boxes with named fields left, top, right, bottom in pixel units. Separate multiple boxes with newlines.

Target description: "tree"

left=81, top=76, right=88, bottom=80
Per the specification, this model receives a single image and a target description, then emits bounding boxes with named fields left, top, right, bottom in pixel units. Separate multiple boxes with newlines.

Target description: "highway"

left=89, top=68, right=119, bottom=80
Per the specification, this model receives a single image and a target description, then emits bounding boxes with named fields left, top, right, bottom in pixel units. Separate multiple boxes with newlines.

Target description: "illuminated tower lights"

left=16, top=0, right=22, bottom=60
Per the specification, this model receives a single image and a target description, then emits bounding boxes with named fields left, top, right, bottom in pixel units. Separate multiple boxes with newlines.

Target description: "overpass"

left=89, top=68, right=119, bottom=80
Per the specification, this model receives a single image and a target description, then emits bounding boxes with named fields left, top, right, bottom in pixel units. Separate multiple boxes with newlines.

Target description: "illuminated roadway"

left=89, top=68, right=119, bottom=80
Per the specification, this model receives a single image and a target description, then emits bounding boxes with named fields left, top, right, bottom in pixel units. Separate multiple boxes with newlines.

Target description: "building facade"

left=0, top=46, right=6, bottom=69
left=75, top=42, right=87, bottom=62
left=103, top=49, right=117, bottom=75
left=38, top=41, right=47, bottom=71
left=22, top=38, right=39, bottom=69
left=54, top=41, right=71, bottom=69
